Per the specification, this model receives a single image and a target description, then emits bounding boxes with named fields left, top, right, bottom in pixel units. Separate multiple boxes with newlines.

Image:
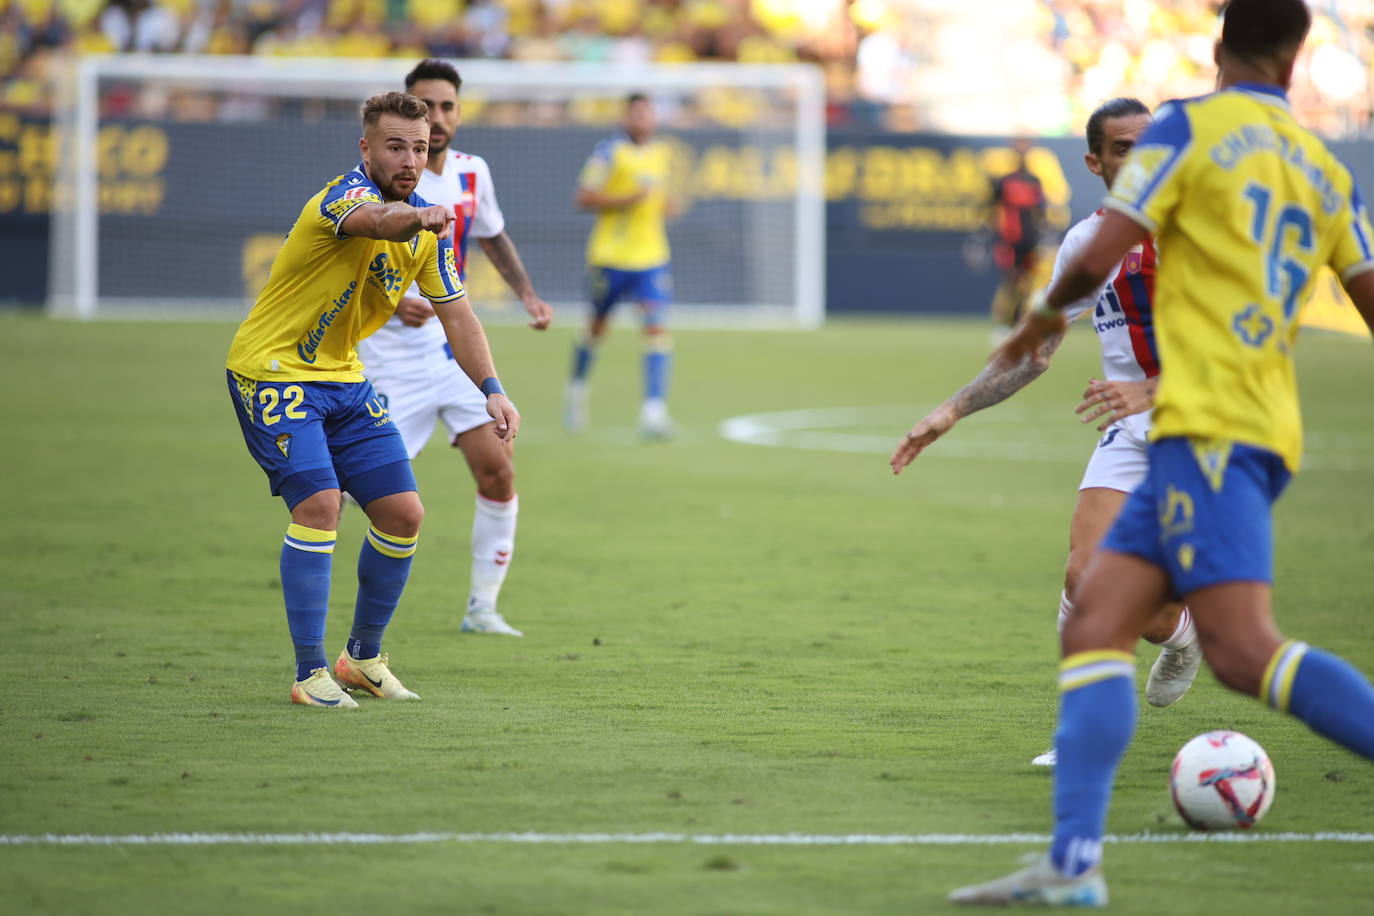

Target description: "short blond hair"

left=361, top=91, right=429, bottom=129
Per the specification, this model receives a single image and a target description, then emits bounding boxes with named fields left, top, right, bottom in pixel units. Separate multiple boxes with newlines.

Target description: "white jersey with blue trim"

left=358, top=150, right=506, bottom=372
left=1053, top=210, right=1160, bottom=438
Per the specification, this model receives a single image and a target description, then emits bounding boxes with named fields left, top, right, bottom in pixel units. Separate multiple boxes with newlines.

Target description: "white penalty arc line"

left=4, top=832, right=1374, bottom=847
left=716, top=406, right=1374, bottom=470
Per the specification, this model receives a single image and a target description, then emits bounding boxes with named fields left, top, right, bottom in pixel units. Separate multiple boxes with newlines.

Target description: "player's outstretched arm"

left=889, top=331, right=1064, bottom=475
left=431, top=294, right=520, bottom=441
left=998, top=209, right=1146, bottom=366
left=477, top=232, right=552, bottom=330
left=340, top=202, right=455, bottom=242
left=1341, top=269, right=1374, bottom=337
left=1075, top=377, right=1158, bottom=431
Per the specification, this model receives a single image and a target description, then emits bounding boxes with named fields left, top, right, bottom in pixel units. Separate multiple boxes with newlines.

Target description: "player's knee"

left=1063, top=551, right=1091, bottom=602
left=291, top=489, right=342, bottom=531
left=475, top=458, right=515, bottom=501
left=372, top=495, right=424, bottom=538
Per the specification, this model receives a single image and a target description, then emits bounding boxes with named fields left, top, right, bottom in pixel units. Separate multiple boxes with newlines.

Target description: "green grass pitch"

left=2, top=313, right=1373, bottom=914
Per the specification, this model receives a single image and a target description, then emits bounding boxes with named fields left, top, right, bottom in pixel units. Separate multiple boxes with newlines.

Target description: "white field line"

left=716, top=406, right=1374, bottom=470
left=3, top=831, right=1374, bottom=847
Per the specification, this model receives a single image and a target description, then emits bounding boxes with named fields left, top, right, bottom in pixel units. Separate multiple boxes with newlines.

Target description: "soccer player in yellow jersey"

left=226, top=92, right=519, bottom=708
left=951, top=0, right=1374, bottom=906
left=565, top=92, right=677, bottom=438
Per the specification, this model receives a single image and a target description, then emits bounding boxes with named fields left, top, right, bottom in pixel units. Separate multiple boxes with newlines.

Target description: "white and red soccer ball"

left=1170, top=730, right=1276, bottom=830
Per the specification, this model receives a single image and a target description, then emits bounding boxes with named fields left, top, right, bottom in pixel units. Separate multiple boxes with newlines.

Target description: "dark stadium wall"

left=5, top=115, right=1374, bottom=314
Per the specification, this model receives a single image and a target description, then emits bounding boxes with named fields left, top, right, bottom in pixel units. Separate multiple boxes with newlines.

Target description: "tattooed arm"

left=477, top=231, right=553, bottom=330
left=890, top=331, right=1064, bottom=475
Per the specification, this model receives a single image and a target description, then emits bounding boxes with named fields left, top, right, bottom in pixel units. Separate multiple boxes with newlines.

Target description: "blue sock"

left=571, top=338, right=596, bottom=381
left=1266, top=641, right=1374, bottom=760
left=281, top=524, right=335, bottom=681
left=1050, top=651, right=1137, bottom=876
left=643, top=343, right=672, bottom=401
left=347, top=525, right=418, bottom=660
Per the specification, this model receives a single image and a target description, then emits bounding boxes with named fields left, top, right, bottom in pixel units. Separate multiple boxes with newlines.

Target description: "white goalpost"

left=48, top=55, right=826, bottom=328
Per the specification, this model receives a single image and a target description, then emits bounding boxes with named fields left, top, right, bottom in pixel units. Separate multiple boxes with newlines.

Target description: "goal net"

left=48, top=56, right=825, bottom=328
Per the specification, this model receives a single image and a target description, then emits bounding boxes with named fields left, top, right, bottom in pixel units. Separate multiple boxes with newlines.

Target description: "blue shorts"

left=589, top=264, right=672, bottom=326
left=1102, top=436, right=1291, bottom=596
left=227, top=371, right=415, bottom=508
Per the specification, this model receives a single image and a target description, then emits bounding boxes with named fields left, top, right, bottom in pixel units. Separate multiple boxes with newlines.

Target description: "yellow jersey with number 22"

left=227, top=162, right=466, bottom=383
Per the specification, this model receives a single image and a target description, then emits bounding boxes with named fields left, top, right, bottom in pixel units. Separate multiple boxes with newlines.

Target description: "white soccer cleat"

left=333, top=650, right=421, bottom=700
left=949, top=853, right=1107, bottom=907
left=639, top=399, right=675, bottom=440
left=461, top=607, right=524, bottom=637
left=290, top=668, right=359, bottom=708
left=563, top=381, right=588, bottom=434
left=1145, top=638, right=1203, bottom=707
left=1031, top=748, right=1057, bottom=767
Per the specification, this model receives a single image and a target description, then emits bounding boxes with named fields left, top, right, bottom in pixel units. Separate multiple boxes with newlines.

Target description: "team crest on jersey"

left=1123, top=247, right=1143, bottom=275
left=275, top=433, right=291, bottom=458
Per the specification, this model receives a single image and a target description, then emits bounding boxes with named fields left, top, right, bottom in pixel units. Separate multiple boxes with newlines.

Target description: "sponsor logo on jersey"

left=296, top=281, right=358, bottom=364
left=367, top=252, right=405, bottom=294
left=1233, top=303, right=1274, bottom=347
left=1160, top=485, right=1195, bottom=538
left=343, top=187, right=375, bottom=201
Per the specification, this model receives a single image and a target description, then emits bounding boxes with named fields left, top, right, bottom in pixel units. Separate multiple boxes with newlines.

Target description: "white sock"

left=469, top=493, right=517, bottom=612
left=1161, top=607, right=1196, bottom=650
left=1056, top=591, right=1073, bottom=634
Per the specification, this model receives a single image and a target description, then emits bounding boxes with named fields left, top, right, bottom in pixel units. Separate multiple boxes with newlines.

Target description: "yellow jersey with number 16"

left=1106, top=84, right=1374, bottom=472
left=226, top=162, right=466, bottom=383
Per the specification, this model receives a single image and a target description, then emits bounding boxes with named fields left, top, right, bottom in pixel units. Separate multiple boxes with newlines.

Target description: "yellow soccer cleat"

left=291, top=668, right=359, bottom=709
left=333, top=650, right=421, bottom=700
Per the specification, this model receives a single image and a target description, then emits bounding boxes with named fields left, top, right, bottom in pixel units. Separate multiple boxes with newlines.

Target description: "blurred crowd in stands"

left=3, top=0, right=1371, bottom=136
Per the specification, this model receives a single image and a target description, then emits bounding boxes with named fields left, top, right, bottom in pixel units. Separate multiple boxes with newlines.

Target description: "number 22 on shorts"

left=259, top=385, right=306, bottom=426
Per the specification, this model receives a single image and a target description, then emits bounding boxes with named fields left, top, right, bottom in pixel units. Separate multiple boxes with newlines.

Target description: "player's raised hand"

left=523, top=295, right=553, bottom=331
left=486, top=393, right=520, bottom=441
left=1076, top=377, right=1157, bottom=431
left=416, top=204, right=455, bottom=240
left=396, top=296, right=435, bottom=327
left=890, top=404, right=958, bottom=475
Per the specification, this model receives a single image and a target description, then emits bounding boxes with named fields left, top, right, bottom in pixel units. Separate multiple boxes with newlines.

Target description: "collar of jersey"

left=1229, top=82, right=1291, bottom=110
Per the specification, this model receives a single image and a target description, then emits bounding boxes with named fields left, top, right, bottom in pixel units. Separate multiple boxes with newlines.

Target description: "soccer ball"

left=1170, top=730, right=1276, bottom=831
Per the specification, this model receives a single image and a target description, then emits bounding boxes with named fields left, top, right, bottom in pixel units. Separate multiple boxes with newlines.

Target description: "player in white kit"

left=358, top=59, right=553, bottom=637
left=889, top=99, right=1203, bottom=765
